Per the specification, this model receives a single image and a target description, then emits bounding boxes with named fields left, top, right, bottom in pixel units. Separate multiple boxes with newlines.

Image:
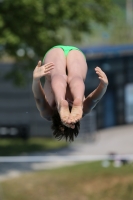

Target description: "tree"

left=0, top=0, right=113, bottom=86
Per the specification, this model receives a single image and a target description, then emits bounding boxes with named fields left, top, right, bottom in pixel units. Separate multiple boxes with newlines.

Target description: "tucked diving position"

left=32, top=45, right=108, bottom=141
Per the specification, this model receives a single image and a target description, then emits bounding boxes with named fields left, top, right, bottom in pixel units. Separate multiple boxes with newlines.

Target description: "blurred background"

left=0, top=0, right=133, bottom=199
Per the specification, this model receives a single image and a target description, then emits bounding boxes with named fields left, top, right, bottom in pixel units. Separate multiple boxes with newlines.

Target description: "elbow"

left=92, top=99, right=100, bottom=104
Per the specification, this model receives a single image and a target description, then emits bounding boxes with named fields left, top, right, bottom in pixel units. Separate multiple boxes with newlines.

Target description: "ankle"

left=73, top=98, right=83, bottom=106
left=58, top=99, right=68, bottom=110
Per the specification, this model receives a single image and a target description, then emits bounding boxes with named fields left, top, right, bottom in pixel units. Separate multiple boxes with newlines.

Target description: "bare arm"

left=32, top=61, right=54, bottom=120
left=83, top=67, right=108, bottom=115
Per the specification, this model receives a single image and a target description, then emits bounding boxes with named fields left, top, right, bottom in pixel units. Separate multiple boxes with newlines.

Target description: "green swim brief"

left=43, top=45, right=85, bottom=62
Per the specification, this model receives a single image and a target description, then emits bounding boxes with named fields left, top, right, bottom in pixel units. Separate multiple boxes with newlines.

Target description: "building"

left=81, top=44, right=133, bottom=128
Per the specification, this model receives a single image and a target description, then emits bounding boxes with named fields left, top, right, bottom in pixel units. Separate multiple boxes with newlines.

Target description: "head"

left=51, top=111, right=80, bottom=142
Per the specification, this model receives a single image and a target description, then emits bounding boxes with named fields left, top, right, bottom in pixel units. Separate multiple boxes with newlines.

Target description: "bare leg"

left=68, top=77, right=85, bottom=123
left=51, top=74, right=70, bottom=124
left=67, top=50, right=88, bottom=123
left=44, top=48, right=70, bottom=123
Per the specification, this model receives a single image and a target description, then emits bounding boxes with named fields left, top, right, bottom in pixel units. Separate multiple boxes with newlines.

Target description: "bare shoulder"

left=40, top=110, right=53, bottom=121
left=39, top=105, right=57, bottom=121
left=34, top=97, right=54, bottom=121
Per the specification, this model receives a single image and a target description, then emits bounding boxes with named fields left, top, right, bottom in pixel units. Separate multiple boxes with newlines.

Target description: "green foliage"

left=111, top=0, right=126, bottom=8
left=0, top=137, right=67, bottom=156
left=0, top=0, right=113, bottom=85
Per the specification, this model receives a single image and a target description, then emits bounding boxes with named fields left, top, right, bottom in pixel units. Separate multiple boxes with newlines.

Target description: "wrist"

left=33, top=78, right=40, bottom=83
left=99, top=81, right=108, bottom=88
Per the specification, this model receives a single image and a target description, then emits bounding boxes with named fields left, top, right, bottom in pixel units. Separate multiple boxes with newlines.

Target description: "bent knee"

left=52, top=73, right=67, bottom=80
left=67, top=75, right=84, bottom=85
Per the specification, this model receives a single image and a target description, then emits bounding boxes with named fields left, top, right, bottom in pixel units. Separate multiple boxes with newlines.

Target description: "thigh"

left=66, top=50, right=88, bottom=81
left=43, top=48, right=67, bottom=106
left=44, top=48, right=67, bottom=77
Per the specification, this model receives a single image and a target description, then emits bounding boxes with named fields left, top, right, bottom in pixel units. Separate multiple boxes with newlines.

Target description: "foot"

left=58, top=100, right=70, bottom=124
left=68, top=98, right=83, bottom=123
left=63, top=122, right=75, bottom=129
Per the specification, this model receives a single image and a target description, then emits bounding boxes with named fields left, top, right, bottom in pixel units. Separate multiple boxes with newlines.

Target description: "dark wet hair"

left=51, top=111, right=80, bottom=142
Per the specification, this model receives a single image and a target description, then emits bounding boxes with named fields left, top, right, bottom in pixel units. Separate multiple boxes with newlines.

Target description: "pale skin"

left=32, top=48, right=108, bottom=129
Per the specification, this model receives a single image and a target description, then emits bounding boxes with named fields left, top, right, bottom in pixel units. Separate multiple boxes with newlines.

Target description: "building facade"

left=82, top=44, right=133, bottom=129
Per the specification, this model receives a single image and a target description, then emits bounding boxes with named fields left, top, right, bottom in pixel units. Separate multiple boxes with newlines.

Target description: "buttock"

left=43, top=45, right=85, bottom=62
left=53, top=45, right=81, bottom=56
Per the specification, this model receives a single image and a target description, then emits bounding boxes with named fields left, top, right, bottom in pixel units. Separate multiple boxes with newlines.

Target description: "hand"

left=95, top=66, right=108, bottom=86
left=33, top=61, right=54, bottom=80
